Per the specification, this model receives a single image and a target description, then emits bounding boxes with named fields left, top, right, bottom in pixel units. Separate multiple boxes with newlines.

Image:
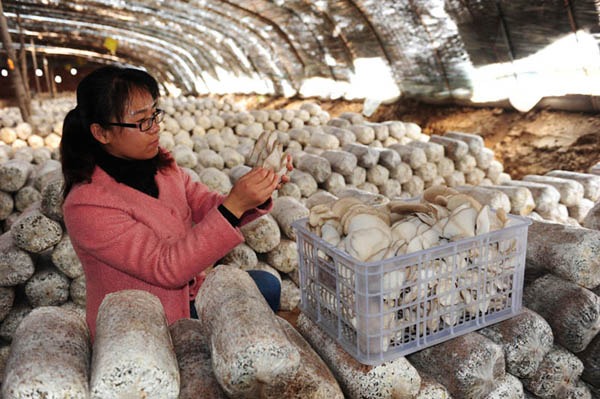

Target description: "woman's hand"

left=222, top=167, right=279, bottom=218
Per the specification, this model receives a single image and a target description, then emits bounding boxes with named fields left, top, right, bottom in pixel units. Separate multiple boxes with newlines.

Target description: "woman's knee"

left=247, top=270, right=281, bottom=312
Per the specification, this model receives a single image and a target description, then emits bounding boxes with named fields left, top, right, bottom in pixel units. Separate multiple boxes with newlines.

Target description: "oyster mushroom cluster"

left=247, top=130, right=289, bottom=176
left=309, top=185, right=518, bottom=262
left=306, top=185, right=524, bottom=348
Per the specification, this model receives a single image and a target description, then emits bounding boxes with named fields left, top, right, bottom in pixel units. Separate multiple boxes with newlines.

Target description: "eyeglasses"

left=108, top=109, right=165, bottom=132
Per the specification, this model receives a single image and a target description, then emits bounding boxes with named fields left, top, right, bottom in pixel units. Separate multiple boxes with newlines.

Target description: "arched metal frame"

left=2, top=0, right=599, bottom=100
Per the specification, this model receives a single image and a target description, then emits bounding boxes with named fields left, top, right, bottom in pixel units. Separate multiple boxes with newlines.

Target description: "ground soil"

left=232, top=95, right=600, bottom=179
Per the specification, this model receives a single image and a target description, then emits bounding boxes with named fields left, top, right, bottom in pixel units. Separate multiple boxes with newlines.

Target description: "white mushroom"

left=422, top=185, right=459, bottom=203
left=345, top=224, right=392, bottom=262
left=247, top=130, right=289, bottom=176
left=308, top=204, right=337, bottom=228
left=321, top=220, right=342, bottom=247
left=446, top=193, right=482, bottom=212
left=421, top=228, right=442, bottom=249
left=391, top=216, right=420, bottom=242
left=331, top=197, right=363, bottom=219
left=475, top=205, right=491, bottom=235
left=442, top=204, right=478, bottom=239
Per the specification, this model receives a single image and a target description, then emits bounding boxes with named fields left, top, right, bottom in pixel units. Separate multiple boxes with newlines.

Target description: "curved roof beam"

left=260, top=0, right=347, bottom=81
left=7, top=0, right=342, bottom=95
left=197, top=1, right=305, bottom=92
left=8, top=3, right=258, bottom=87
left=223, top=0, right=343, bottom=81
left=161, top=2, right=292, bottom=92
left=84, top=0, right=298, bottom=92
left=12, top=26, right=186, bottom=88
left=14, top=43, right=178, bottom=94
left=5, top=12, right=204, bottom=91
left=102, top=1, right=292, bottom=93
left=7, top=3, right=251, bottom=89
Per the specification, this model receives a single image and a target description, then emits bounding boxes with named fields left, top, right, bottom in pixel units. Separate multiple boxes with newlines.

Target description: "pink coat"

left=63, top=159, right=270, bottom=340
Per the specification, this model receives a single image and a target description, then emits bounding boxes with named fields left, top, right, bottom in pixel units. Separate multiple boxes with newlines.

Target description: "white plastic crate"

left=292, top=214, right=532, bottom=365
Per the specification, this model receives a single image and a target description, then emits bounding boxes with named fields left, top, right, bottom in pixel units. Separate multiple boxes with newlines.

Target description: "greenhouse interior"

left=0, top=0, right=599, bottom=398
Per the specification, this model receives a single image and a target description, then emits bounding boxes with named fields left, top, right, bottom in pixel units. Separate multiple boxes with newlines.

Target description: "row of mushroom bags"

left=0, top=94, right=599, bottom=398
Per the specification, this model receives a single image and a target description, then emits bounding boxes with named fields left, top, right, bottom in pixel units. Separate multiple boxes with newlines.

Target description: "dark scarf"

left=95, top=149, right=160, bottom=198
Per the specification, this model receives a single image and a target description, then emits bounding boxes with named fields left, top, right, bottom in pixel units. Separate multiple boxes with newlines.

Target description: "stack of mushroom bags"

left=0, top=97, right=73, bottom=153
left=0, top=95, right=598, bottom=398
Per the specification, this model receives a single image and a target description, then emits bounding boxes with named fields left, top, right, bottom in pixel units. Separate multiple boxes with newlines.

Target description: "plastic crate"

left=292, top=214, right=532, bottom=365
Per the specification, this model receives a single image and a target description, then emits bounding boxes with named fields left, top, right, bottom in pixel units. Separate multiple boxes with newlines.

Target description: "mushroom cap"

left=389, top=239, right=408, bottom=256
left=475, top=205, right=491, bottom=235
left=337, top=188, right=389, bottom=209
left=427, top=203, right=450, bottom=220
left=262, top=143, right=283, bottom=172
left=247, top=130, right=270, bottom=165
left=423, top=185, right=459, bottom=203
left=383, top=269, right=406, bottom=291
left=363, top=194, right=390, bottom=209
left=496, top=208, right=508, bottom=225
left=344, top=211, right=391, bottom=237
left=437, top=277, right=459, bottom=306
left=388, top=201, right=431, bottom=215
left=446, top=193, right=482, bottom=212
left=391, top=216, right=427, bottom=242
left=443, top=205, right=478, bottom=239
left=421, top=228, right=442, bottom=249
left=321, top=220, right=342, bottom=246
left=248, top=130, right=289, bottom=175
left=265, top=129, right=278, bottom=153
left=309, top=203, right=337, bottom=227
left=331, top=197, right=363, bottom=219
left=345, top=225, right=392, bottom=262
left=341, top=204, right=390, bottom=234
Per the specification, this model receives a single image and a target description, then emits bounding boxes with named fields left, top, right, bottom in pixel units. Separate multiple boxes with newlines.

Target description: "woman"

left=61, top=66, right=289, bottom=339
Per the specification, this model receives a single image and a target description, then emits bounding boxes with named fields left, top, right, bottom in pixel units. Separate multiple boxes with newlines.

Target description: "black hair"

left=60, top=65, right=171, bottom=198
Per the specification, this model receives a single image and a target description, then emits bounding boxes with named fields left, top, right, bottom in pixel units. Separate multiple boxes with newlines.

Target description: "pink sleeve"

left=180, top=165, right=273, bottom=226
left=178, top=166, right=227, bottom=224
left=239, top=198, right=272, bottom=226
left=64, top=201, right=244, bottom=290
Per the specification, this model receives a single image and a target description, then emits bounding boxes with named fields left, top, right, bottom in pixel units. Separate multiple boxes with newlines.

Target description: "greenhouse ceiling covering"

left=4, top=0, right=600, bottom=111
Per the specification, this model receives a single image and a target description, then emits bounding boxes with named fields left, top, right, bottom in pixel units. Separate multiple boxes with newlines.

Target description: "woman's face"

left=102, top=88, right=161, bottom=160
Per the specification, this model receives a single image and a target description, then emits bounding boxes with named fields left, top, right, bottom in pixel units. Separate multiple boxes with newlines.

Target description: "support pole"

left=16, top=13, right=31, bottom=105
left=30, top=39, right=41, bottom=95
left=42, top=56, right=54, bottom=98
left=49, top=61, right=57, bottom=96
left=0, top=0, right=31, bottom=122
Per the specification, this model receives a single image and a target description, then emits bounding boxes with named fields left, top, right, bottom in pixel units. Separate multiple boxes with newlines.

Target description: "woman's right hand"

left=221, top=167, right=279, bottom=218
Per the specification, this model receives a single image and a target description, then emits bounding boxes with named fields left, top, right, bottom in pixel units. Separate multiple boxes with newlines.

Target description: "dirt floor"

left=233, top=95, right=600, bottom=180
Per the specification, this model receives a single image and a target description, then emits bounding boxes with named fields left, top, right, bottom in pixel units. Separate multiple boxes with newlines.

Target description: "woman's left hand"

left=223, top=167, right=280, bottom=218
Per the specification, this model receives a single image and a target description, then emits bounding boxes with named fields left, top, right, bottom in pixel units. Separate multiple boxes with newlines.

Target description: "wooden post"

left=0, top=0, right=31, bottom=122
left=49, top=61, right=57, bottom=96
left=42, top=56, right=54, bottom=98
left=16, top=13, right=31, bottom=105
left=30, top=39, right=41, bottom=95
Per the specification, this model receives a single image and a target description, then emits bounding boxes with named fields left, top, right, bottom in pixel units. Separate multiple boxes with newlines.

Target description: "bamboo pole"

left=16, top=13, right=31, bottom=106
left=0, top=0, right=31, bottom=122
left=49, top=61, right=57, bottom=96
left=42, top=56, right=54, bottom=98
left=29, top=39, right=41, bottom=95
